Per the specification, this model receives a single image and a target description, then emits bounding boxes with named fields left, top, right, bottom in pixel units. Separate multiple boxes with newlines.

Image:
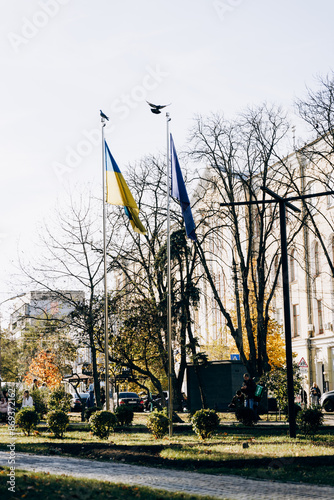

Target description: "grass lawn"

left=0, top=468, right=218, bottom=500
left=1, top=413, right=334, bottom=487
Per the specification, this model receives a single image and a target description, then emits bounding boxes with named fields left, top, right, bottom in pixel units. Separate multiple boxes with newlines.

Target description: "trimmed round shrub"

left=191, top=409, right=220, bottom=439
left=115, top=405, right=134, bottom=426
left=297, top=406, right=324, bottom=435
left=235, top=407, right=256, bottom=426
left=47, top=410, right=69, bottom=438
left=146, top=410, right=169, bottom=439
left=16, top=408, right=39, bottom=436
left=48, top=386, right=72, bottom=413
left=89, top=411, right=117, bottom=439
left=84, top=406, right=102, bottom=422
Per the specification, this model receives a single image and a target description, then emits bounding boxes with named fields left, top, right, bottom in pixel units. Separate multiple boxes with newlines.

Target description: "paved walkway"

left=1, top=451, right=334, bottom=499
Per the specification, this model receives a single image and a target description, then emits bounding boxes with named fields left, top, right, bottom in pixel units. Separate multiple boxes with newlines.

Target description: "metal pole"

left=166, top=112, right=173, bottom=437
left=279, top=200, right=296, bottom=438
left=278, top=201, right=297, bottom=437
left=101, top=117, right=110, bottom=411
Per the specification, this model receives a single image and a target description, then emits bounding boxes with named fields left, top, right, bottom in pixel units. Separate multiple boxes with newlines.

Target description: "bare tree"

left=21, top=194, right=116, bottom=407
left=294, top=72, right=334, bottom=277
left=189, top=104, right=301, bottom=377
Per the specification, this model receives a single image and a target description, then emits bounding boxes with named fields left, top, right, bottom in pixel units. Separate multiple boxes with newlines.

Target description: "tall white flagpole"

left=166, top=112, right=173, bottom=437
left=101, top=113, right=110, bottom=411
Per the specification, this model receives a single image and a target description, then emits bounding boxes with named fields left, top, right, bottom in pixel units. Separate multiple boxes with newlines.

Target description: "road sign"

left=230, top=354, right=240, bottom=361
left=298, top=357, right=308, bottom=368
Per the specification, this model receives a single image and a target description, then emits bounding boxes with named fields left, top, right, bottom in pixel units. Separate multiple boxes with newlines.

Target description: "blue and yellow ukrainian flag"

left=105, top=140, right=146, bottom=235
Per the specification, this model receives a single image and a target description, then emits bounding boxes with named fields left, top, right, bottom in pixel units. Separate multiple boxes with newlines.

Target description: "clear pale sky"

left=1, top=0, right=334, bottom=308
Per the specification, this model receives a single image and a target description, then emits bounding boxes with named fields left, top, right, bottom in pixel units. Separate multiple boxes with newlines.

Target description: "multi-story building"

left=9, top=290, right=91, bottom=376
left=10, top=290, right=84, bottom=336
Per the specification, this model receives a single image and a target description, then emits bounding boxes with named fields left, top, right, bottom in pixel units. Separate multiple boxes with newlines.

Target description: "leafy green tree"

left=259, top=363, right=303, bottom=411
left=48, top=386, right=72, bottom=413
left=0, top=328, right=22, bottom=381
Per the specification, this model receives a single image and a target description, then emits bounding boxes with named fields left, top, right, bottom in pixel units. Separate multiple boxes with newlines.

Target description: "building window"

left=290, top=249, right=297, bottom=282
left=308, top=181, right=316, bottom=214
left=274, top=255, right=281, bottom=286
left=277, top=308, right=283, bottom=325
left=293, top=304, right=300, bottom=337
left=327, top=175, right=334, bottom=208
left=317, top=300, right=324, bottom=334
left=314, top=242, right=320, bottom=276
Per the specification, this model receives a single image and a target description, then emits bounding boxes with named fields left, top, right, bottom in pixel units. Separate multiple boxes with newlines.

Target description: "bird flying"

left=100, top=109, right=109, bottom=121
left=146, top=101, right=171, bottom=114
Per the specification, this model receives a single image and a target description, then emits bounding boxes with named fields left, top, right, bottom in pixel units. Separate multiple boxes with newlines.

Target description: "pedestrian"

left=240, top=373, right=256, bottom=410
left=22, top=390, right=34, bottom=408
left=0, top=397, right=8, bottom=421
left=310, top=382, right=321, bottom=406
left=31, top=379, right=39, bottom=392
left=228, top=390, right=245, bottom=409
left=300, top=388, right=307, bottom=407
left=88, top=378, right=94, bottom=408
left=40, top=382, right=49, bottom=393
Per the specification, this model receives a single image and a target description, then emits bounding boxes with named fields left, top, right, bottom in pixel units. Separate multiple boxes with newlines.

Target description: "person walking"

left=88, top=378, right=94, bottom=408
left=310, top=382, right=321, bottom=406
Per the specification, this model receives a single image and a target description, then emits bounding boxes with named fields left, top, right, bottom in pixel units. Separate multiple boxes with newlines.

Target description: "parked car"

left=113, top=392, right=144, bottom=412
left=70, top=392, right=90, bottom=412
left=320, top=390, right=334, bottom=412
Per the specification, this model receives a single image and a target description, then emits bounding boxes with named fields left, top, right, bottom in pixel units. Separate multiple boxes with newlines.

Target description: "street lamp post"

left=262, top=188, right=300, bottom=438
left=221, top=190, right=301, bottom=438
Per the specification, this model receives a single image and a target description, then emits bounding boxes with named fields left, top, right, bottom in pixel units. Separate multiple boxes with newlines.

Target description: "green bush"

left=89, top=411, right=117, bottom=439
left=16, top=408, right=39, bottom=436
left=297, top=406, right=324, bottom=435
left=84, top=406, right=102, bottom=422
left=115, top=405, right=134, bottom=426
left=31, top=389, right=48, bottom=417
left=191, top=409, right=220, bottom=439
left=47, top=410, right=69, bottom=438
left=48, top=387, right=72, bottom=413
left=146, top=409, right=169, bottom=439
left=235, top=407, right=256, bottom=426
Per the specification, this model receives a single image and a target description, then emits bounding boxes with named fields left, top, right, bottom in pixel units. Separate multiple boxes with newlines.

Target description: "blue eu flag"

left=170, top=134, right=197, bottom=241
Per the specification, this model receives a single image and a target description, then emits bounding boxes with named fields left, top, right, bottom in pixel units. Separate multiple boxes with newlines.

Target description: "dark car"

left=114, top=392, right=144, bottom=412
left=320, top=390, right=334, bottom=412
left=70, top=392, right=90, bottom=412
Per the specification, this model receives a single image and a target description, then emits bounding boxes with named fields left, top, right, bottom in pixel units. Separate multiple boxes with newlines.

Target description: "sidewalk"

left=1, top=451, right=334, bottom=500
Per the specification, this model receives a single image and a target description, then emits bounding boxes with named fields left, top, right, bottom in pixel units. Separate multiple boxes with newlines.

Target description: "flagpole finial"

left=100, top=109, right=109, bottom=126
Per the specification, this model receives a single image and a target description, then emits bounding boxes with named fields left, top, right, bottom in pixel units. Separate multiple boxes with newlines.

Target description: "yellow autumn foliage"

left=24, top=350, right=62, bottom=389
left=203, top=297, right=286, bottom=369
